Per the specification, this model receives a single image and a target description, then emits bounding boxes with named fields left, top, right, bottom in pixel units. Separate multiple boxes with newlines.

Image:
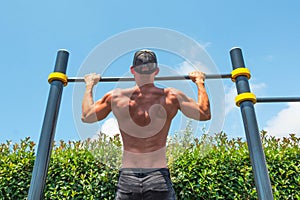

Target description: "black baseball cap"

left=132, top=49, right=158, bottom=74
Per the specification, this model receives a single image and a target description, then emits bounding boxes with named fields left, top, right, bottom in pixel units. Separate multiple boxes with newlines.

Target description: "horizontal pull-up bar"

left=67, top=73, right=232, bottom=82
left=256, top=97, right=300, bottom=103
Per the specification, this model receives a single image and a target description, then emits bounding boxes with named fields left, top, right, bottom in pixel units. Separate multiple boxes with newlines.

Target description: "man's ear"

left=130, top=66, right=135, bottom=74
left=154, top=67, right=159, bottom=75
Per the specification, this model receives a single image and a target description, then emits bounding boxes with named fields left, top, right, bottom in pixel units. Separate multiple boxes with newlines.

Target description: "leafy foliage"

left=0, top=130, right=299, bottom=199
left=0, top=137, right=35, bottom=199
left=44, top=139, right=119, bottom=199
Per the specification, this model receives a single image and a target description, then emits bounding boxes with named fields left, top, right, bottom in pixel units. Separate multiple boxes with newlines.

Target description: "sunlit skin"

left=81, top=66, right=211, bottom=168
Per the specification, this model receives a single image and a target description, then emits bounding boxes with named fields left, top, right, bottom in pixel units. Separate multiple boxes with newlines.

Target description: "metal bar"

left=67, top=73, right=232, bottom=82
left=230, top=47, right=274, bottom=200
left=257, top=97, right=300, bottom=103
left=28, top=50, right=69, bottom=200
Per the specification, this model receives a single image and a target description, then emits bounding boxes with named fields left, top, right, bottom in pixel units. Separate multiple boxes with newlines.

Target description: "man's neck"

left=135, top=79, right=155, bottom=88
left=137, top=83, right=155, bottom=88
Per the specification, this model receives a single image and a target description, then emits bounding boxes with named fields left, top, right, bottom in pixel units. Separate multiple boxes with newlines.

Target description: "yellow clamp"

left=48, top=72, right=68, bottom=86
left=235, top=92, right=257, bottom=107
left=231, top=68, right=251, bottom=82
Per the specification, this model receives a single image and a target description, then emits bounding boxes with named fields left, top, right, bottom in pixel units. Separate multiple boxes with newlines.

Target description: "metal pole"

left=230, top=47, right=274, bottom=200
left=257, top=97, right=300, bottom=103
left=28, top=50, right=69, bottom=200
left=67, top=73, right=232, bottom=82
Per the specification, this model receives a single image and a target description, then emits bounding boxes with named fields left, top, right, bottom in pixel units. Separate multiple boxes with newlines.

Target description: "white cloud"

left=264, top=103, right=300, bottom=138
left=225, top=82, right=266, bottom=115
left=176, top=61, right=211, bottom=75
left=225, top=85, right=238, bottom=115
left=90, top=117, right=120, bottom=140
left=265, top=54, right=274, bottom=62
left=202, top=42, right=212, bottom=49
left=177, top=41, right=212, bottom=62
left=101, top=117, right=120, bottom=137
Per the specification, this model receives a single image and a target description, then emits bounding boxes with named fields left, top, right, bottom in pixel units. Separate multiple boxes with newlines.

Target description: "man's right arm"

left=81, top=73, right=112, bottom=123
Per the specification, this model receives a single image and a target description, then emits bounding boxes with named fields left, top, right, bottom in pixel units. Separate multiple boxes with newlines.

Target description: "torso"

left=111, top=84, right=178, bottom=168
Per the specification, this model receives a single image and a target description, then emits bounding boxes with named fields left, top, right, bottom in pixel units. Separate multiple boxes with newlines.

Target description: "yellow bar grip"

left=231, top=68, right=251, bottom=82
left=48, top=72, right=68, bottom=86
left=235, top=92, right=257, bottom=107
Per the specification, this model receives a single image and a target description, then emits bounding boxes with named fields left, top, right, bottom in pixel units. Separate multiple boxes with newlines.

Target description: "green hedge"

left=0, top=131, right=299, bottom=199
left=170, top=131, right=299, bottom=199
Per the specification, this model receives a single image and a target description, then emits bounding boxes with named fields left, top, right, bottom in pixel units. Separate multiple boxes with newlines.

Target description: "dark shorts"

left=115, top=168, right=176, bottom=200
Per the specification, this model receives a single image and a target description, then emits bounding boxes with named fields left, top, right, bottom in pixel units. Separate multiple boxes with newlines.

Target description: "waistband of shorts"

left=119, top=168, right=170, bottom=174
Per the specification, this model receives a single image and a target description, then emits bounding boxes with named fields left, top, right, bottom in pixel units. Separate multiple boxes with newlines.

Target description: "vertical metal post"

left=230, top=47, right=273, bottom=200
left=28, top=50, right=69, bottom=200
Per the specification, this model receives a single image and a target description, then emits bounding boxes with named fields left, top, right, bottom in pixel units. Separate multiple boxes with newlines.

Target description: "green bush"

left=170, top=132, right=256, bottom=199
left=170, top=131, right=300, bottom=199
left=0, top=137, right=35, bottom=199
left=0, top=131, right=299, bottom=199
left=262, top=131, right=300, bottom=199
left=44, top=139, right=119, bottom=199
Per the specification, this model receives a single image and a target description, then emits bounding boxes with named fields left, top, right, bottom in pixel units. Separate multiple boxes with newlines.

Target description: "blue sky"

left=1, top=1, right=300, bottom=145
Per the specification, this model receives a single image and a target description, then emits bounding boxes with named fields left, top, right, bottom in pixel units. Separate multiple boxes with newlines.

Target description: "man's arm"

left=173, top=71, right=211, bottom=121
left=81, top=73, right=112, bottom=123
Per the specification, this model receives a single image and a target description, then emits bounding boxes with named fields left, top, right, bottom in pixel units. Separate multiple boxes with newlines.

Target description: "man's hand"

left=84, top=73, right=101, bottom=87
left=189, top=71, right=206, bottom=84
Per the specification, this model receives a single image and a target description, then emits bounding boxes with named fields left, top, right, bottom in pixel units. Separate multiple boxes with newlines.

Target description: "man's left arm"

left=174, top=71, right=211, bottom=121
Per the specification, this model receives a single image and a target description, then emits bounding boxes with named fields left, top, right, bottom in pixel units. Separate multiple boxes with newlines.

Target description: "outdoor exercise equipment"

left=66, top=74, right=232, bottom=82
left=28, top=47, right=300, bottom=200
